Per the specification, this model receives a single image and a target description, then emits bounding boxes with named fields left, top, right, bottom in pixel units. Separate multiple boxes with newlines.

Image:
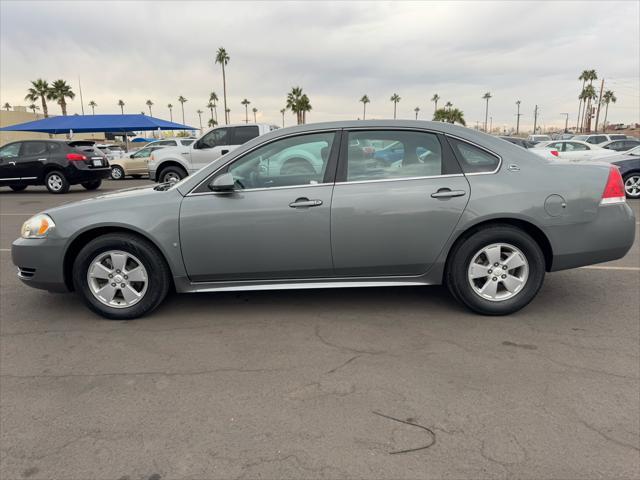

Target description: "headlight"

left=21, top=214, right=56, bottom=239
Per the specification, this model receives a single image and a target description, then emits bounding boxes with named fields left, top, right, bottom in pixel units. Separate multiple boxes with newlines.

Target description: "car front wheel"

left=111, top=165, right=125, bottom=180
left=72, top=233, right=171, bottom=320
left=45, top=171, right=70, bottom=194
left=623, top=173, right=640, bottom=199
left=159, top=166, right=186, bottom=184
left=82, top=179, right=102, bottom=190
left=445, top=226, right=545, bottom=315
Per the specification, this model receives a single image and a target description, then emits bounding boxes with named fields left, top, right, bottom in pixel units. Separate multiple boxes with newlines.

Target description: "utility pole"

left=560, top=113, right=569, bottom=133
left=515, top=100, right=522, bottom=135
left=489, top=116, right=492, bottom=133
left=78, top=76, right=85, bottom=115
left=594, top=78, right=605, bottom=133
left=533, top=105, right=539, bottom=134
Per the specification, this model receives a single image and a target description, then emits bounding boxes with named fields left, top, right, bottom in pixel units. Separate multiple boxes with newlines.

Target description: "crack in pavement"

left=325, top=355, right=362, bottom=374
left=314, top=325, right=385, bottom=355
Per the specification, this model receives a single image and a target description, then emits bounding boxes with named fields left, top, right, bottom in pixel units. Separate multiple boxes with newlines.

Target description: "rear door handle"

left=431, top=188, right=466, bottom=198
left=289, top=197, right=323, bottom=208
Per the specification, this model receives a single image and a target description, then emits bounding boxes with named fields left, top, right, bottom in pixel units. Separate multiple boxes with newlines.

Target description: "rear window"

left=22, top=142, right=48, bottom=156
left=609, top=135, right=626, bottom=140
left=448, top=138, right=500, bottom=174
left=233, top=126, right=260, bottom=144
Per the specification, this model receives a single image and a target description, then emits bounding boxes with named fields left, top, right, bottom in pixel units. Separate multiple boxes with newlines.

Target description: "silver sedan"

left=12, top=121, right=636, bottom=319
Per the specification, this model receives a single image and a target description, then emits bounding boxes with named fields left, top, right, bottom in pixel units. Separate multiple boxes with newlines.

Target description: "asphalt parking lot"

left=0, top=179, right=638, bottom=480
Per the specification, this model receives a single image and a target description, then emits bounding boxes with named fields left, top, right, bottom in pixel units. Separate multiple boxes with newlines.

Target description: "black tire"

left=9, top=185, right=27, bottom=192
left=72, top=233, right=171, bottom=320
left=111, top=165, right=125, bottom=180
left=82, top=179, right=102, bottom=190
left=445, top=225, right=545, bottom=315
left=159, top=166, right=186, bottom=184
left=131, top=174, right=142, bottom=179
left=44, top=170, right=70, bottom=194
left=623, top=173, right=640, bottom=199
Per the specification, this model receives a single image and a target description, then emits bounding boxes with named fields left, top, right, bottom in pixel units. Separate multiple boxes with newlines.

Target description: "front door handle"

left=8, top=161, right=16, bottom=166
left=431, top=188, right=466, bottom=198
left=289, top=197, right=323, bottom=208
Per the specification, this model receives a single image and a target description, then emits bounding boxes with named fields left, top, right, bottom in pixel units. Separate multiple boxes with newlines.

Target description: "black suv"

left=0, top=140, right=111, bottom=193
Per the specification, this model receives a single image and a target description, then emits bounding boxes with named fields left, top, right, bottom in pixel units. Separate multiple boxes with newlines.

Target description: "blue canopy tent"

left=0, top=114, right=196, bottom=150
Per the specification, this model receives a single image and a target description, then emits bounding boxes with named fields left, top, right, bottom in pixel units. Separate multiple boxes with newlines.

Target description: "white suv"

left=143, top=138, right=196, bottom=149
left=572, top=133, right=627, bottom=145
left=149, top=124, right=278, bottom=183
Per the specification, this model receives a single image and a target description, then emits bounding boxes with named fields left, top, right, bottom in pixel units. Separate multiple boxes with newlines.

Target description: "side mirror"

left=208, top=172, right=236, bottom=192
left=193, top=140, right=201, bottom=150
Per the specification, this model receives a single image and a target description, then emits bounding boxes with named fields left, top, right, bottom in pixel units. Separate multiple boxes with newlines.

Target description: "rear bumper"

left=11, top=238, right=69, bottom=293
left=549, top=203, right=636, bottom=271
left=66, top=166, right=111, bottom=184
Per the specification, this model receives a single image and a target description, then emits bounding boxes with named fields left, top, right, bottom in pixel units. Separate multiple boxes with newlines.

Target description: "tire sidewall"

left=160, top=167, right=185, bottom=184
left=45, top=171, right=69, bottom=194
left=447, top=226, right=545, bottom=315
left=111, top=166, right=124, bottom=180
left=623, top=173, right=640, bottom=199
left=72, top=234, right=170, bottom=320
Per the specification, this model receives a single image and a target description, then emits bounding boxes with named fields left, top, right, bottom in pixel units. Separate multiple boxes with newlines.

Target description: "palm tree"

left=252, top=107, right=258, bottom=123
left=431, top=94, right=440, bottom=114
left=88, top=100, right=97, bottom=115
left=25, top=79, right=51, bottom=117
left=196, top=109, right=203, bottom=132
left=209, top=91, right=219, bottom=123
left=215, top=47, right=230, bottom=124
left=208, top=118, right=217, bottom=128
left=299, top=94, right=312, bottom=124
left=360, top=94, right=370, bottom=120
left=49, top=79, right=75, bottom=116
left=390, top=93, right=401, bottom=119
left=206, top=102, right=216, bottom=125
left=241, top=98, right=251, bottom=123
left=178, top=96, right=187, bottom=129
left=581, top=84, right=597, bottom=133
left=28, top=103, right=40, bottom=115
left=225, top=108, right=231, bottom=123
left=482, top=92, right=492, bottom=132
left=146, top=99, right=154, bottom=116
left=286, top=86, right=304, bottom=124
left=515, top=100, right=521, bottom=134
left=601, top=90, right=617, bottom=132
left=280, top=108, right=286, bottom=127
left=2, top=102, right=11, bottom=111
left=167, top=103, right=174, bottom=122
left=117, top=99, right=125, bottom=114
left=433, top=107, right=466, bottom=125
left=445, top=101, right=452, bottom=110
left=576, top=70, right=590, bottom=131
left=414, top=106, right=420, bottom=120
left=448, top=108, right=466, bottom=126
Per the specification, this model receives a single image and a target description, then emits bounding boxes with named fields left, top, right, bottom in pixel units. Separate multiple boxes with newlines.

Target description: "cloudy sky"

left=1, top=1, right=638, bottom=131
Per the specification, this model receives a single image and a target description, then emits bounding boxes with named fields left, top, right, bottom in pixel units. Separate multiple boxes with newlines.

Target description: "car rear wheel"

left=72, top=233, right=171, bottom=320
left=9, top=185, right=27, bottom=192
left=82, top=179, right=102, bottom=190
left=44, top=171, right=70, bottom=194
left=623, top=173, right=640, bottom=199
left=159, top=166, right=186, bottom=184
left=445, top=225, right=545, bottom=315
left=111, top=165, right=125, bottom=180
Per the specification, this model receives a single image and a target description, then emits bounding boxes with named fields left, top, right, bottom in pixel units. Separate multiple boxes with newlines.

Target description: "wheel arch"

left=63, top=225, right=175, bottom=292
left=155, top=160, right=188, bottom=181
left=444, top=217, right=554, bottom=274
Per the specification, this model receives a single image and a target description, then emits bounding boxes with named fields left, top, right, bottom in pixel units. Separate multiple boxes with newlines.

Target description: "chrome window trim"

left=187, top=128, right=340, bottom=196
left=335, top=173, right=464, bottom=186
left=444, top=133, right=503, bottom=175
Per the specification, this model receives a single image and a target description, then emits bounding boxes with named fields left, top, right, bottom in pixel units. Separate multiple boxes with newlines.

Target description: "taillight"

left=66, top=153, right=87, bottom=161
left=600, top=166, right=626, bottom=205
left=550, top=150, right=559, bottom=157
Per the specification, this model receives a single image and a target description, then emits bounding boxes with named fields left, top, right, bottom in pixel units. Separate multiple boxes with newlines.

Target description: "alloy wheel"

left=467, top=243, right=529, bottom=302
left=624, top=175, right=640, bottom=198
left=47, top=174, right=63, bottom=191
left=86, top=250, right=148, bottom=308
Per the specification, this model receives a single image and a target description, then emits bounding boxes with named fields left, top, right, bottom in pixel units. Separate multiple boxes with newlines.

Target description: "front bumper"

left=549, top=203, right=636, bottom=271
left=11, top=237, right=70, bottom=293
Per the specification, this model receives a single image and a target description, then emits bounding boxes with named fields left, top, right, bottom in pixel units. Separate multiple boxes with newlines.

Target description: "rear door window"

left=448, top=138, right=500, bottom=174
left=232, top=126, right=260, bottom=144
left=21, top=142, right=48, bottom=156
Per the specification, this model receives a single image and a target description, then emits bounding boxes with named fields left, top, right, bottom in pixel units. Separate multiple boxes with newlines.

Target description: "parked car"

left=599, top=139, right=640, bottom=152
left=499, top=137, right=559, bottom=159
left=535, top=140, right=618, bottom=161
left=143, top=138, right=196, bottom=149
left=148, top=124, right=278, bottom=183
left=570, top=146, right=640, bottom=199
left=526, top=134, right=552, bottom=144
left=96, top=144, right=126, bottom=161
left=572, top=134, right=627, bottom=144
left=0, top=140, right=111, bottom=193
left=110, top=146, right=165, bottom=179
left=499, top=136, right=536, bottom=149
left=12, top=121, right=635, bottom=319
